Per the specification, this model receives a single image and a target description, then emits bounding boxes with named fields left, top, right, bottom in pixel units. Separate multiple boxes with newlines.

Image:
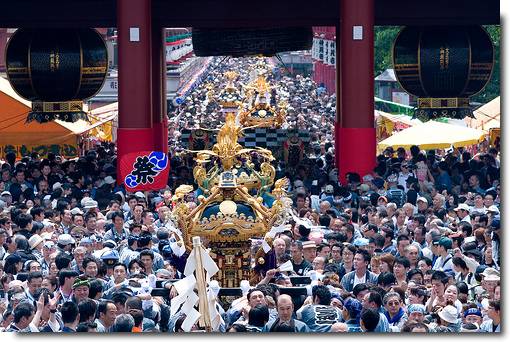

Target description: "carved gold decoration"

left=171, top=63, right=291, bottom=287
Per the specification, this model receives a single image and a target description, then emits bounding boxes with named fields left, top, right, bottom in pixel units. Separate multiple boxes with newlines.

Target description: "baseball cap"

left=70, top=207, right=84, bottom=215
left=134, top=191, right=145, bottom=199
left=454, top=203, right=471, bottom=212
left=432, top=237, right=453, bottom=249
left=1, top=191, right=11, bottom=197
left=416, top=197, right=428, bottom=204
left=57, top=234, right=75, bottom=245
left=43, top=241, right=56, bottom=249
left=52, top=182, right=62, bottom=191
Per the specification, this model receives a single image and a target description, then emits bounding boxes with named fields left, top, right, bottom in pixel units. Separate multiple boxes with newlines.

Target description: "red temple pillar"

left=117, top=0, right=153, bottom=165
left=151, top=26, right=168, bottom=154
left=336, top=0, right=376, bottom=182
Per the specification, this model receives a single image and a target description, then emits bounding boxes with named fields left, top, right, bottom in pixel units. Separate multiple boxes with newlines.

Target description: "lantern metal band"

left=418, top=97, right=470, bottom=109
left=32, top=100, right=84, bottom=113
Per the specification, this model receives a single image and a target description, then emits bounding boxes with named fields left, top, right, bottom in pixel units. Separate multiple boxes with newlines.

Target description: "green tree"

left=374, top=26, right=401, bottom=77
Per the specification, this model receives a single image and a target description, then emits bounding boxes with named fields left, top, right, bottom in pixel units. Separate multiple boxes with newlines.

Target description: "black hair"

left=353, top=283, right=370, bottom=298
left=78, top=298, right=98, bottom=323
left=82, top=256, right=99, bottom=271
left=113, top=262, right=127, bottom=272
left=248, top=304, right=269, bottom=327
left=61, top=301, right=80, bottom=324
left=431, top=270, right=449, bottom=285
left=55, top=253, right=73, bottom=270
left=298, top=225, right=311, bottom=238
left=112, top=292, right=130, bottom=307
left=456, top=281, right=469, bottom=295
left=355, top=249, right=371, bottom=263
left=97, top=299, right=115, bottom=318
left=139, top=248, right=155, bottom=260
left=15, top=213, right=33, bottom=230
left=366, top=290, right=383, bottom=308
left=312, top=285, right=331, bottom=305
left=13, top=301, right=35, bottom=324
left=394, top=256, right=411, bottom=269
left=30, top=207, right=44, bottom=219
left=76, top=321, right=97, bottom=332
left=418, top=256, right=433, bottom=267
left=377, top=272, right=397, bottom=287
left=360, top=308, right=380, bottom=332
left=128, top=258, right=146, bottom=273
left=27, top=271, right=43, bottom=283
left=406, top=268, right=424, bottom=283
left=396, top=234, right=410, bottom=247
left=58, top=269, right=79, bottom=286
left=459, top=221, right=473, bottom=237
left=111, top=211, right=124, bottom=222
left=229, top=323, right=248, bottom=332
left=88, top=279, right=104, bottom=299
left=452, top=257, right=468, bottom=271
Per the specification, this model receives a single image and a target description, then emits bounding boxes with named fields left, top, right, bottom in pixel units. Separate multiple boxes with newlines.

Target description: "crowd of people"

left=0, top=56, right=501, bottom=333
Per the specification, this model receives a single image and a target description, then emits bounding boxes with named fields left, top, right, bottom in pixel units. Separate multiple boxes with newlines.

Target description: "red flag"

left=119, top=151, right=170, bottom=191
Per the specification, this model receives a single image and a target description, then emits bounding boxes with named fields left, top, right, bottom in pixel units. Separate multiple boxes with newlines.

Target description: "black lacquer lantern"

left=393, top=26, right=494, bottom=121
left=6, top=28, right=108, bottom=123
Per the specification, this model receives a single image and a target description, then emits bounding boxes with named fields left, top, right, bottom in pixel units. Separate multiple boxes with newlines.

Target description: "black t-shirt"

left=292, top=259, right=312, bottom=276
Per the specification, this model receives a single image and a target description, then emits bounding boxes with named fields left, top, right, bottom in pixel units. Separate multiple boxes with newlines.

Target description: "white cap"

left=417, top=197, right=428, bottom=204
left=70, top=207, right=84, bottom=215
left=454, top=203, right=471, bottom=212
left=52, top=182, right=62, bottom=191
left=104, top=176, right=116, bottom=185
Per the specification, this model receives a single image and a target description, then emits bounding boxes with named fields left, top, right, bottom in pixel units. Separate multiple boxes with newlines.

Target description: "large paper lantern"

left=6, top=28, right=108, bottom=123
left=393, top=26, right=494, bottom=121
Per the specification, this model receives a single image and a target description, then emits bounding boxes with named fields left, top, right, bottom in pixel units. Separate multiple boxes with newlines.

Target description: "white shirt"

left=353, top=273, right=366, bottom=288
left=433, top=254, right=453, bottom=271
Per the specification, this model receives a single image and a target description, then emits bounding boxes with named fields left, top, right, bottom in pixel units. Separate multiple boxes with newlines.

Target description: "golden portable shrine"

left=170, top=70, right=292, bottom=286
left=238, top=68, right=287, bottom=128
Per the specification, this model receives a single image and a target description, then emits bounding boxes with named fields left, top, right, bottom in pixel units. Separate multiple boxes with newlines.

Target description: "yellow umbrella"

left=465, top=96, right=500, bottom=131
left=378, top=120, right=486, bottom=150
